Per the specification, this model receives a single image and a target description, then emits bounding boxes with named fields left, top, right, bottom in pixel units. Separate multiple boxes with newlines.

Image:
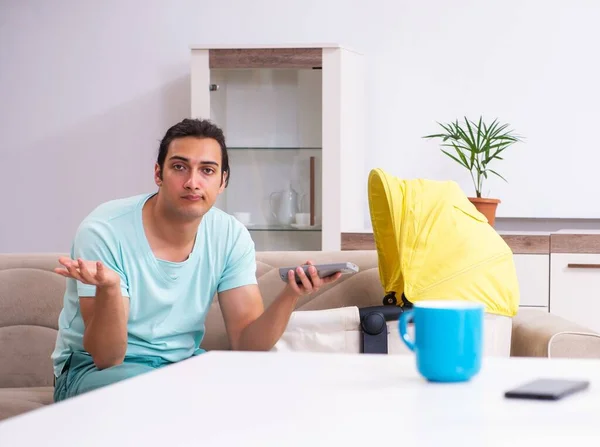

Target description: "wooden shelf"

left=340, top=232, right=551, bottom=254
left=208, top=48, right=322, bottom=69
left=247, top=224, right=321, bottom=232
left=341, top=231, right=600, bottom=254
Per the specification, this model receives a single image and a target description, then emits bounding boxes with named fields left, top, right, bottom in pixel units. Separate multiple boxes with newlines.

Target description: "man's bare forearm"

left=84, top=283, right=128, bottom=369
left=236, top=290, right=299, bottom=351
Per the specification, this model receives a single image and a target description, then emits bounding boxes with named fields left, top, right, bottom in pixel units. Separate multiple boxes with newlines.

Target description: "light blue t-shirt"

left=51, top=193, right=257, bottom=377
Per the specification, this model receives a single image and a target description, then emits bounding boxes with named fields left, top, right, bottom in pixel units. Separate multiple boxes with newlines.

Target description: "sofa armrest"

left=511, top=308, right=600, bottom=359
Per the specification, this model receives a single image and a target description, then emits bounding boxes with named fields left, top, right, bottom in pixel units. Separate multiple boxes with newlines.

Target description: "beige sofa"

left=2, top=250, right=600, bottom=422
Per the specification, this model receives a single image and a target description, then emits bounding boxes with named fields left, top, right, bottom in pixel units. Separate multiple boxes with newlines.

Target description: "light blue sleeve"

left=217, top=224, right=258, bottom=293
left=71, top=219, right=130, bottom=298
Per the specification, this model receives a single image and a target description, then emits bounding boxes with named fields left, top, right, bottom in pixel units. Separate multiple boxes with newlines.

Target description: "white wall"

left=2, top=0, right=600, bottom=252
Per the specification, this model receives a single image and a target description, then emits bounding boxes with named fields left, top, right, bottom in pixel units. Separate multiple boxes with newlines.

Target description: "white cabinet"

left=550, top=253, right=600, bottom=333
left=513, top=254, right=549, bottom=309
left=189, top=44, right=365, bottom=251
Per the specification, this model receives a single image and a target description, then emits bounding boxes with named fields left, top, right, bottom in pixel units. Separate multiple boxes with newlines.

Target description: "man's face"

left=154, top=136, right=227, bottom=221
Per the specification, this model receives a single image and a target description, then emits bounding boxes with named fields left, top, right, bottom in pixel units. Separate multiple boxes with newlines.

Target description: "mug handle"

left=399, top=310, right=415, bottom=352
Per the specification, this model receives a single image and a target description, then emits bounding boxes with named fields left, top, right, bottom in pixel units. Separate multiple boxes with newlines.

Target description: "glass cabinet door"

left=209, top=67, right=323, bottom=251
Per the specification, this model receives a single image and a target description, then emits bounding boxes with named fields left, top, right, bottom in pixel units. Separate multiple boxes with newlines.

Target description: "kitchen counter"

left=340, top=229, right=600, bottom=254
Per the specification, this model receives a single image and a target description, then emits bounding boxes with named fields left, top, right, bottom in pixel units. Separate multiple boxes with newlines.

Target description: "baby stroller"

left=358, top=168, right=520, bottom=354
left=273, top=168, right=520, bottom=355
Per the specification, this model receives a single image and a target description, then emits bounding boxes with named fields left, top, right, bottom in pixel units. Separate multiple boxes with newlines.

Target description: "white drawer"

left=513, top=254, right=549, bottom=307
left=550, top=253, right=600, bottom=333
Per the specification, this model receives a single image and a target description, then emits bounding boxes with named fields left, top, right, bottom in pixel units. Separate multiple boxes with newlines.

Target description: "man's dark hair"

left=157, top=118, right=230, bottom=187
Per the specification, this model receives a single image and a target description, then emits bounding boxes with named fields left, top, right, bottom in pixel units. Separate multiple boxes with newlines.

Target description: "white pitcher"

left=270, top=183, right=301, bottom=226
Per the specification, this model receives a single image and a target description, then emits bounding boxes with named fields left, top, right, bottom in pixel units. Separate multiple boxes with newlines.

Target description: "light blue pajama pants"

left=53, top=351, right=172, bottom=402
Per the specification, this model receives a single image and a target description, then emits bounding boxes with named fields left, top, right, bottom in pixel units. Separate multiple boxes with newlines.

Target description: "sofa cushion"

left=0, top=265, right=65, bottom=389
left=0, top=325, right=58, bottom=388
left=511, top=308, right=600, bottom=358
left=0, top=267, right=64, bottom=329
left=0, top=387, right=54, bottom=422
left=201, top=251, right=384, bottom=351
left=549, top=332, right=600, bottom=359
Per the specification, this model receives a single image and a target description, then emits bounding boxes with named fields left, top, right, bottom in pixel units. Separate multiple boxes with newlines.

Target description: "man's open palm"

left=54, top=257, right=120, bottom=287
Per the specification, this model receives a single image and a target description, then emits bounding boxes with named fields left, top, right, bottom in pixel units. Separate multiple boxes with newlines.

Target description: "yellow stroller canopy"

left=367, top=168, right=519, bottom=317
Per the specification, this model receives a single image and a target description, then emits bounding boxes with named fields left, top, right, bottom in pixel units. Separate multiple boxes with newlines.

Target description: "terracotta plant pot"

left=469, top=197, right=501, bottom=226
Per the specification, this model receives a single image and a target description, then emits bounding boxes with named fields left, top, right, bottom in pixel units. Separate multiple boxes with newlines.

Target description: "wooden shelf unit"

left=190, top=44, right=365, bottom=251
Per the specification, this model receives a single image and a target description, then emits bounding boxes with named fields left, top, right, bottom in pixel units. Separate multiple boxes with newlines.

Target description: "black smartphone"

left=504, top=378, right=590, bottom=401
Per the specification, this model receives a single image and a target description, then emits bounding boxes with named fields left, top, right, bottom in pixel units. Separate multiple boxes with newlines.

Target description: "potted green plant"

left=423, top=116, right=523, bottom=226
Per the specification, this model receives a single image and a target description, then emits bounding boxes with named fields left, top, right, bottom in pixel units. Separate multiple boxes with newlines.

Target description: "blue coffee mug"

left=399, top=300, right=484, bottom=382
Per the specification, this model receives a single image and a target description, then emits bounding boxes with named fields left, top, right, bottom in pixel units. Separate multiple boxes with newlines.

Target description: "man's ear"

left=219, top=170, right=228, bottom=193
left=154, top=163, right=162, bottom=186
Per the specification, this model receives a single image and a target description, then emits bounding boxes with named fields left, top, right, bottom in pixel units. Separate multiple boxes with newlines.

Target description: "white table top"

left=1, top=352, right=599, bottom=446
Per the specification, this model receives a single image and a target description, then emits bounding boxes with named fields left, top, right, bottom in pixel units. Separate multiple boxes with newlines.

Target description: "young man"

left=51, top=118, right=341, bottom=402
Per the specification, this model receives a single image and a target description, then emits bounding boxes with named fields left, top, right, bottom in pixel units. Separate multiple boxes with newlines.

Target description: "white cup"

left=233, top=212, right=251, bottom=225
left=295, top=213, right=311, bottom=226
